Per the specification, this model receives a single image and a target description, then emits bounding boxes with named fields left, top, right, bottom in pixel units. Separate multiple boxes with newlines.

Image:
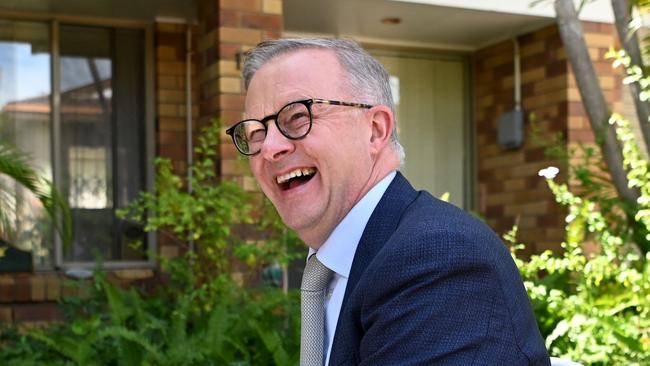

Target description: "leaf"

left=250, top=320, right=293, bottom=366
left=97, top=326, right=164, bottom=364
left=0, top=141, right=72, bottom=251
left=545, top=319, right=570, bottom=349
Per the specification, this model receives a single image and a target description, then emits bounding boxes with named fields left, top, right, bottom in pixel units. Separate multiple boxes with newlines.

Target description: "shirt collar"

left=309, top=171, right=396, bottom=278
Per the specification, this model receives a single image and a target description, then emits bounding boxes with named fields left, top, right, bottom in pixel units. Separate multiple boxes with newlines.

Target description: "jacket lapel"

left=343, top=172, right=417, bottom=301
left=329, top=171, right=418, bottom=364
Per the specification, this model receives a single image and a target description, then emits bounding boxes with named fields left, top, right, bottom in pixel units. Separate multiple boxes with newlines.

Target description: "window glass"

left=0, top=20, right=54, bottom=267
left=59, top=24, right=147, bottom=262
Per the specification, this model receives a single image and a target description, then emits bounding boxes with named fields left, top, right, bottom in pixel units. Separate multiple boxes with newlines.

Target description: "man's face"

left=245, top=49, right=376, bottom=247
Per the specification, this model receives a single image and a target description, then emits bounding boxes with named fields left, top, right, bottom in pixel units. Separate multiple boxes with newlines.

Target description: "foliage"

left=0, top=120, right=304, bottom=365
left=117, top=119, right=303, bottom=289
left=510, top=6, right=650, bottom=361
left=509, top=189, right=650, bottom=364
left=0, top=263, right=300, bottom=365
left=510, top=112, right=650, bottom=365
left=530, top=116, right=649, bottom=257
left=0, top=140, right=72, bottom=254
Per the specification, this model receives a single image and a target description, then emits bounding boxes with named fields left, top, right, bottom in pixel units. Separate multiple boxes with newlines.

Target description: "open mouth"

left=276, top=167, right=317, bottom=191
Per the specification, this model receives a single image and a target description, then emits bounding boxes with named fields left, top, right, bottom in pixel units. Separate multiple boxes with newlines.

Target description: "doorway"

left=373, top=53, right=470, bottom=209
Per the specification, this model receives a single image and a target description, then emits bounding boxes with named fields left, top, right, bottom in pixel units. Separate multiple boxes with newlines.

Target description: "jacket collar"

left=342, top=171, right=418, bottom=303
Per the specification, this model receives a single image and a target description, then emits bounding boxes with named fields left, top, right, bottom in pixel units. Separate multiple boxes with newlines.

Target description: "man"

left=226, top=38, right=550, bottom=365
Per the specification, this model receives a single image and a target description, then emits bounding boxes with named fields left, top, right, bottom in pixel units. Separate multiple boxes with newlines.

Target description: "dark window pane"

left=59, top=24, right=146, bottom=262
left=113, top=28, right=146, bottom=261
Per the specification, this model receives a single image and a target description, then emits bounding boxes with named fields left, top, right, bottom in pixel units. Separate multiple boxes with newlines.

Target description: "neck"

left=302, top=152, right=400, bottom=249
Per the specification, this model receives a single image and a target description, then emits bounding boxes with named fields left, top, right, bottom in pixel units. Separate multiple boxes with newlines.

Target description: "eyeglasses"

left=225, top=98, right=373, bottom=156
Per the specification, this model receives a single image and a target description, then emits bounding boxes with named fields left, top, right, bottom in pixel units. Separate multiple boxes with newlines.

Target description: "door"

left=374, top=54, right=469, bottom=208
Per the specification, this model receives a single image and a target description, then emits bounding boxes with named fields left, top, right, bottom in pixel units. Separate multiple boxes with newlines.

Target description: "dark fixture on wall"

left=497, top=38, right=524, bottom=150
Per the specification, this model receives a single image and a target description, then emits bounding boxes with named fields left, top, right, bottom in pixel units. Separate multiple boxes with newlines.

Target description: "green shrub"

left=0, top=267, right=300, bottom=365
left=0, top=120, right=303, bottom=365
left=510, top=114, right=650, bottom=365
left=117, top=120, right=302, bottom=289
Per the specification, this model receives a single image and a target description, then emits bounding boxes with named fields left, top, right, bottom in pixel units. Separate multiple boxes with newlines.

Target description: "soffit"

left=283, top=0, right=574, bottom=51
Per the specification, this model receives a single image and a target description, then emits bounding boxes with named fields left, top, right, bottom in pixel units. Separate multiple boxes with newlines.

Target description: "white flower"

left=538, top=166, right=559, bottom=179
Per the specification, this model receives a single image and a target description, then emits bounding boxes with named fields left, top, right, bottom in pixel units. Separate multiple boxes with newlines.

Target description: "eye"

left=248, top=129, right=266, bottom=142
left=288, top=110, right=309, bottom=124
left=278, top=102, right=311, bottom=136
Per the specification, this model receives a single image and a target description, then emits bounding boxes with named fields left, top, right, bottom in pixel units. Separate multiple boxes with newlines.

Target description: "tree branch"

left=554, top=0, right=639, bottom=203
left=611, top=0, right=650, bottom=147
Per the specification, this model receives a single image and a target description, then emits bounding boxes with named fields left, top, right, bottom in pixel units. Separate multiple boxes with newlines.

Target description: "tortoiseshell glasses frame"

left=225, top=98, right=373, bottom=156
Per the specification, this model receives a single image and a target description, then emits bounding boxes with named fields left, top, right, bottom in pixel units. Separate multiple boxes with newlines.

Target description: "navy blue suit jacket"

left=327, top=172, right=550, bottom=365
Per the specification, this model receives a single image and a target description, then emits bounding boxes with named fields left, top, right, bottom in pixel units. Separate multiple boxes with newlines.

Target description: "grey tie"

left=300, top=254, right=334, bottom=366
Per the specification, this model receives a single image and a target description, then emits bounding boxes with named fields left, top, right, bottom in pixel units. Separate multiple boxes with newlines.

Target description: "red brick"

left=539, top=213, right=564, bottom=227
left=14, top=275, right=32, bottom=301
left=220, top=0, right=261, bottom=12
left=157, top=32, right=185, bottom=48
left=485, top=205, right=504, bottom=217
left=581, top=21, right=601, bottom=33
left=241, top=13, right=282, bottom=31
left=0, top=276, right=14, bottom=302
left=569, top=129, right=595, bottom=142
left=524, top=147, right=546, bottom=162
left=159, top=144, right=186, bottom=161
left=546, top=60, right=567, bottom=78
left=263, top=30, right=282, bottom=40
left=0, top=306, right=12, bottom=322
left=219, top=43, right=241, bottom=60
left=44, top=274, right=61, bottom=301
left=13, top=303, right=63, bottom=322
left=219, top=9, right=242, bottom=27
left=156, top=23, right=185, bottom=33
left=159, top=117, right=188, bottom=132
left=568, top=101, right=587, bottom=117
left=532, top=25, right=559, bottom=41
left=219, top=94, right=245, bottom=110
left=220, top=143, right=241, bottom=159
left=159, top=131, right=186, bottom=145
left=521, top=55, right=547, bottom=71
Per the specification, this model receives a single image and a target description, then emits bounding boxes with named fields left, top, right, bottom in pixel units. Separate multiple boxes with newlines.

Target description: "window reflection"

left=0, top=20, right=53, bottom=267
left=0, top=20, right=147, bottom=266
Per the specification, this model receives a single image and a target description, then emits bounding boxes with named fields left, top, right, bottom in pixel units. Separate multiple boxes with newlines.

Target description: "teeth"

left=277, top=168, right=316, bottom=184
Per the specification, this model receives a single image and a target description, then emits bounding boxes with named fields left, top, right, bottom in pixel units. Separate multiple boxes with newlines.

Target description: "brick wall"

left=566, top=22, right=623, bottom=192
left=475, top=23, right=624, bottom=254
left=155, top=22, right=200, bottom=177
left=154, top=22, right=201, bottom=259
left=1, top=1, right=286, bottom=325
left=0, top=270, right=155, bottom=325
left=0, top=273, right=64, bottom=325
left=475, top=25, right=567, bottom=254
left=198, top=0, right=282, bottom=189
left=0, top=22, right=200, bottom=325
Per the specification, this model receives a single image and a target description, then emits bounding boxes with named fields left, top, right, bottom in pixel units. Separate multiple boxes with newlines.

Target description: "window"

left=0, top=19, right=152, bottom=268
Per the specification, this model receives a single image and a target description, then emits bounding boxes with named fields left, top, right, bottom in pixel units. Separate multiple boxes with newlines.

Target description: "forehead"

left=244, top=49, right=348, bottom=115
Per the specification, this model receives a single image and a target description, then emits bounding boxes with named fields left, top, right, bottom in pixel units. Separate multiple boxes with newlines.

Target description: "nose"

left=260, top=121, right=295, bottom=161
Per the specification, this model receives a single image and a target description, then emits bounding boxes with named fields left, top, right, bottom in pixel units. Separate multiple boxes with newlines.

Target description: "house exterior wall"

left=0, top=4, right=626, bottom=324
left=0, top=0, right=284, bottom=325
left=198, top=0, right=282, bottom=190
left=155, top=22, right=199, bottom=177
left=154, top=21, right=200, bottom=260
left=566, top=22, right=624, bottom=193
left=475, top=23, right=623, bottom=254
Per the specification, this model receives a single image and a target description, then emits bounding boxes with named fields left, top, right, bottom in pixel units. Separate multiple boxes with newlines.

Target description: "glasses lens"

left=234, top=120, right=266, bottom=154
left=277, top=101, right=311, bottom=138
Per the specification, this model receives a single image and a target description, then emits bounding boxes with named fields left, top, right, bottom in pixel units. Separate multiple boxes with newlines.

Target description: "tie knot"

left=301, top=254, right=333, bottom=292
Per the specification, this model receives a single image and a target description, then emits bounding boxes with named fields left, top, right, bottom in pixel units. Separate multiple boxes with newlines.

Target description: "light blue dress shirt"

left=308, top=171, right=396, bottom=366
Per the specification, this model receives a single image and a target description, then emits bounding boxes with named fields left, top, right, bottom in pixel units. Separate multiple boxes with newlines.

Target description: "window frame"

left=0, top=10, right=156, bottom=270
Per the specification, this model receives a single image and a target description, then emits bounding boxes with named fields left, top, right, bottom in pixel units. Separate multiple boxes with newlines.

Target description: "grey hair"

left=242, top=38, right=405, bottom=163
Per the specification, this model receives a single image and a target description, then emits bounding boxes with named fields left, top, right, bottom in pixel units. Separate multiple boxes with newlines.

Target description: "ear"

left=367, top=105, right=395, bottom=155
